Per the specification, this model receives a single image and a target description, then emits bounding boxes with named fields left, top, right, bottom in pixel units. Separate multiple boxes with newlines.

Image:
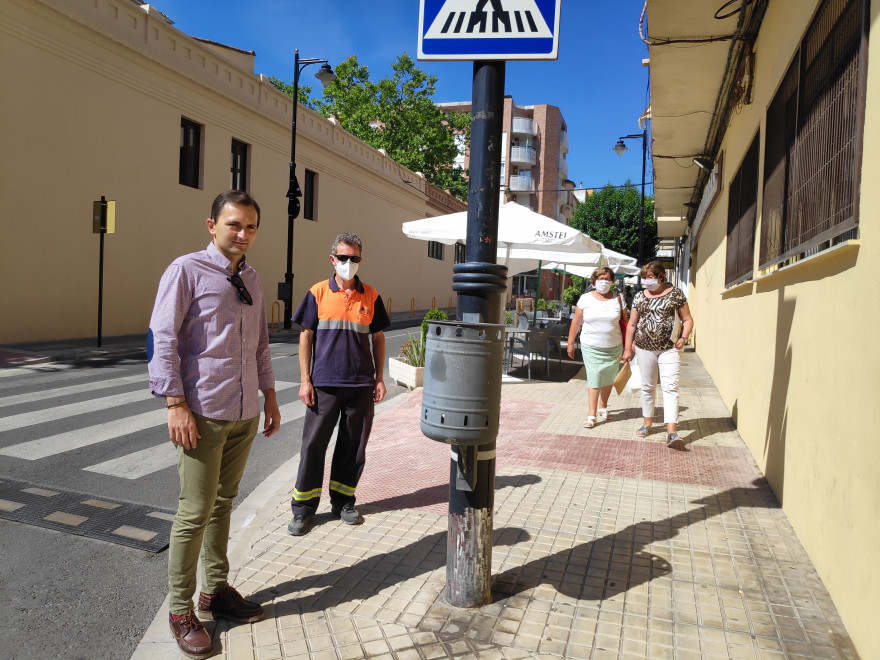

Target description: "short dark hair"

left=590, top=266, right=615, bottom=285
left=331, top=232, right=362, bottom=254
left=211, top=190, right=261, bottom=227
left=641, top=260, right=666, bottom=281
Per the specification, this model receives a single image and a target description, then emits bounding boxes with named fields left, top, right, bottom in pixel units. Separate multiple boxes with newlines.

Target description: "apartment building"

left=439, top=97, right=576, bottom=300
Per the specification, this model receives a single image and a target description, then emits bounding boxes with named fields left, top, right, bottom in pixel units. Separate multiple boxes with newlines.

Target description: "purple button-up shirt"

left=148, top=242, right=275, bottom=421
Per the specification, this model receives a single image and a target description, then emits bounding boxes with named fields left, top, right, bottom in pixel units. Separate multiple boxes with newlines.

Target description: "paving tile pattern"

left=135, top=352, right=858, bottom=659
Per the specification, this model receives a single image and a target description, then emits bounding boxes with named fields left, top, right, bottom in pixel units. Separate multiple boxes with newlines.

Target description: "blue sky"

left=153, top=0, right=652, bottom=194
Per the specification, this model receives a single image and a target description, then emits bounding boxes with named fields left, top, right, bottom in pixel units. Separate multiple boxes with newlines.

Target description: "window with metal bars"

left=231, top=139, right=248, bottom=191
left=725, top=134, right=760, bottom=286
left=454, top=242, right=466, bottom=264
left=759, top=0, right=866, bottom=269
left=428, top=241, right=444, bottom=260
left=179, top=117, right=201, bottom=188
left=303, top=169, right=317, bottom=220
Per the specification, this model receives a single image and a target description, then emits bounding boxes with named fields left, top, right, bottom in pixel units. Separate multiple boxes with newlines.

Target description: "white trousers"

left=634, top=346, right=681, bottom=424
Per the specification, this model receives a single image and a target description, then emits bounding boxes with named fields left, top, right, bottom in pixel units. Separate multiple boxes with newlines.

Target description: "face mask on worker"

left=643, top=278, right=660, bottom=291
left=334, top=260, right=358, bottom=281
left=595, top=280, right=612, bottom=294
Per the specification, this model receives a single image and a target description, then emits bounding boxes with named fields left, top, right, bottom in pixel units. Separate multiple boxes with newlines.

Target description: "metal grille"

left=725, top=134, right=760, bottom=286
left=759, top=0, right=865, bottom=268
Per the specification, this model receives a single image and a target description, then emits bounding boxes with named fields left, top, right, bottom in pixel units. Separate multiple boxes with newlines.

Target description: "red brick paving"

left=350, top=391, right=763, bottom=515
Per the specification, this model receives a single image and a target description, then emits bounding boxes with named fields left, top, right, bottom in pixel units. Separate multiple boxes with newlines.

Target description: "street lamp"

left=282, top=50, right=336, bottom=329
left=613, top=129, right=647, bottom=284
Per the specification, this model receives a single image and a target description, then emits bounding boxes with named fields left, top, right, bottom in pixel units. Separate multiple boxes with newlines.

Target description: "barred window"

left=303, top=169, right=317, bottom=221
left=231, top=139, right=248, bottom=191
left=725, top=133, right=760, bottom=286
left=428, top=241, right=444, bottom=260
left=454, top=242, right=466, bottom=264
left=179, top=117, right=201, bottom=188
left=760, top=0, right=866, bottom=268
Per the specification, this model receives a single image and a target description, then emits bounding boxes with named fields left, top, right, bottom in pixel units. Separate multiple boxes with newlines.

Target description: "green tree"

left=570, top=181, right=657, bottom=261
left=268, top=77, right=315, bottom=109
left=274, top=53, right=470, bottom=200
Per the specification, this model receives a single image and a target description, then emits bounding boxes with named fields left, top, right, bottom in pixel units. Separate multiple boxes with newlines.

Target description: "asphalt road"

left=0, top=330, right=412, bottom=660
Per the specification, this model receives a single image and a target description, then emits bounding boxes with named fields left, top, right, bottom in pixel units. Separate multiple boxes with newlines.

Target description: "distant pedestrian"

left=622, top=261, right=694, bottom=448
left=287, top=233, right=390, bottom=536
left=567, top=266, right=628, bottom=427
left=148, top=190, right=281, bottom=659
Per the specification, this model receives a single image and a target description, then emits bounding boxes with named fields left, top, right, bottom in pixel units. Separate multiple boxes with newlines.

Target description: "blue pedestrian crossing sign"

left=418, top=0, right=561, bottom=61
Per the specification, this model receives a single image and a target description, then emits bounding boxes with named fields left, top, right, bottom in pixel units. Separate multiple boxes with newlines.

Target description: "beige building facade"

left=647, top=0, right=879, bottom=656
left=0, top=0, right=464, bottom=346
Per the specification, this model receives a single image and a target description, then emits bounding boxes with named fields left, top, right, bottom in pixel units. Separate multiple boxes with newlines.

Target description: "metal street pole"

left=638, top=127, right=647, bottom=272
left=445, top=60, right=508, bottom=609
left=97, top=196, right=107, bottom=347
left=614, top=130, right=648, bottom=285
left=283, top=51, right=303, bottom=330
left=282, top=51, right=334, bottom=329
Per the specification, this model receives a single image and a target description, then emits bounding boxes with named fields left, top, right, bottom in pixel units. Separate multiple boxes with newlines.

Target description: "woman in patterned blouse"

left=622, top=262, right=694, bottom=447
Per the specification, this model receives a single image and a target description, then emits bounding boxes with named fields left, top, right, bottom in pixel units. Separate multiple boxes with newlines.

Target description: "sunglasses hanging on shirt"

left=227, top=274, right=253, bottom=305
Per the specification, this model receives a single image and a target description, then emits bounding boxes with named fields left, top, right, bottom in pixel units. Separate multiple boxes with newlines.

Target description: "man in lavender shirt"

left=148, top=190, right=281, bottom=660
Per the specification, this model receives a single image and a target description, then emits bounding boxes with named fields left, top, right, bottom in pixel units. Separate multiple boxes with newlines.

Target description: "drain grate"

left=0, top=477, right=174, bottom=552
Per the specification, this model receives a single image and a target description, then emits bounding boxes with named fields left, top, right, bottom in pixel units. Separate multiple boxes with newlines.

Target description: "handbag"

left=670, top=310, right=682, bottom=344
left=618, top=294, right=628, bottom=338
left=625, top=359, right=642, bottom=392
left=613, top=360, right=631, bottom=395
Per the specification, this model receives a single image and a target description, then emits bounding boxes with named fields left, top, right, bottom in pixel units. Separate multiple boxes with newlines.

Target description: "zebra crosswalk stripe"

left=83, top=399, right=308, bottom=479
left=0, top=375, right=145, bottom=408
left=0, top=382, right=298, bottom=462
left=0, top=389, right=149, bottom=433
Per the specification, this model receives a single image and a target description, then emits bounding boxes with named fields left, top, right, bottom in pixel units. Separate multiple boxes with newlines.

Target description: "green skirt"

left=581, top=344, right=623, bottom=388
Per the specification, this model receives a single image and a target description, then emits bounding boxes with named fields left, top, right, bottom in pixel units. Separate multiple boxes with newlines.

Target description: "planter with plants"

left=388, top=308, right=448, bottom=389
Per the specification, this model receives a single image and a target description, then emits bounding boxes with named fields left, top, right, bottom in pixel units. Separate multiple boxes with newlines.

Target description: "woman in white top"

left=566, top=266, right=628, bottom=428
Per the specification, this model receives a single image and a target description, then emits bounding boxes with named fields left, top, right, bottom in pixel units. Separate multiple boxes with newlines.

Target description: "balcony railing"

left=511, top=117, right=536, bottom=136
left=559, top=130, right=569, bottom=153
left=509, top=146, right=536, bottom=166
left=508, top=174, right=535, bottom=192
left=557, top=155, right=568, bottom=178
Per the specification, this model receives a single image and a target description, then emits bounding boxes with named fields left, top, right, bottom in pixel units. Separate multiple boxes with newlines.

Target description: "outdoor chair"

left=510, top=326, right=556, bottom=379
left=547, top=320, right=570, bottom=361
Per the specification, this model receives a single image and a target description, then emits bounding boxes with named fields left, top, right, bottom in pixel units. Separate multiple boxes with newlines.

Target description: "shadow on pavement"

left=253, top=479, right=777, bottom=616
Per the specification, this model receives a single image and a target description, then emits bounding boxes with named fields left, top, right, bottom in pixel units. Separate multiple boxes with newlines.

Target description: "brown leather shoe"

left=169, top=610, right=212, bottom=659
left=198, top=585, right=264, bottom=623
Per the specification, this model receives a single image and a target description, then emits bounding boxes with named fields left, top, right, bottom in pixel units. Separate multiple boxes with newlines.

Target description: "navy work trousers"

left=292, top=386, right=374, bottom=516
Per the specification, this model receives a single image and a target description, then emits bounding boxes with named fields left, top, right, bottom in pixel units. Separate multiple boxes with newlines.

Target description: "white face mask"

left=334, top=260, right=358, bottom=281
left=594, top=280, right=612, bottom=294
left=643, top=278, right=660, bottom=291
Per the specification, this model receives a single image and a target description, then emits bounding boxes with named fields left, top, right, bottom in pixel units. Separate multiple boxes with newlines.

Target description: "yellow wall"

left=0, top=0, right=460, bottom=345
left=688, top=1, right=880, bottom=656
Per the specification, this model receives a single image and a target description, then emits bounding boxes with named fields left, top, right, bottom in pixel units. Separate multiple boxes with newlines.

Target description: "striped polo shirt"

left=293, top=276, right=390, bottom=387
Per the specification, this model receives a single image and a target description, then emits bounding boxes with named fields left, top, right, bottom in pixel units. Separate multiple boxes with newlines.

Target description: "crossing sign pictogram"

left=418, top=0, right=561, bottom=61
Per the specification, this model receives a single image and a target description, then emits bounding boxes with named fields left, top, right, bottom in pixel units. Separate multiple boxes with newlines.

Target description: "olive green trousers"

left=167, top=413, right=259, bottom=614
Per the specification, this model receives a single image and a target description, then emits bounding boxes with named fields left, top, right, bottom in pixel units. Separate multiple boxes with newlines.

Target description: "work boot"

left=198, top=586, right=264, bottom=623
left=288, top=513, right=314, bottom=536
left=169, top=610, right=212, bottom=659
left=331, top=502, right=364, bottom=525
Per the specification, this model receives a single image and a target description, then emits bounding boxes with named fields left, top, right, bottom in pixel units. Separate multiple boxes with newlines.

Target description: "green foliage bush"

left=563, top=286, right=581, bottom=307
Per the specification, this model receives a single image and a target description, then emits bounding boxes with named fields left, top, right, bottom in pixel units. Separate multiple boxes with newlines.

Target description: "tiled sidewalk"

left=132, top=352, right=857, bottom=659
